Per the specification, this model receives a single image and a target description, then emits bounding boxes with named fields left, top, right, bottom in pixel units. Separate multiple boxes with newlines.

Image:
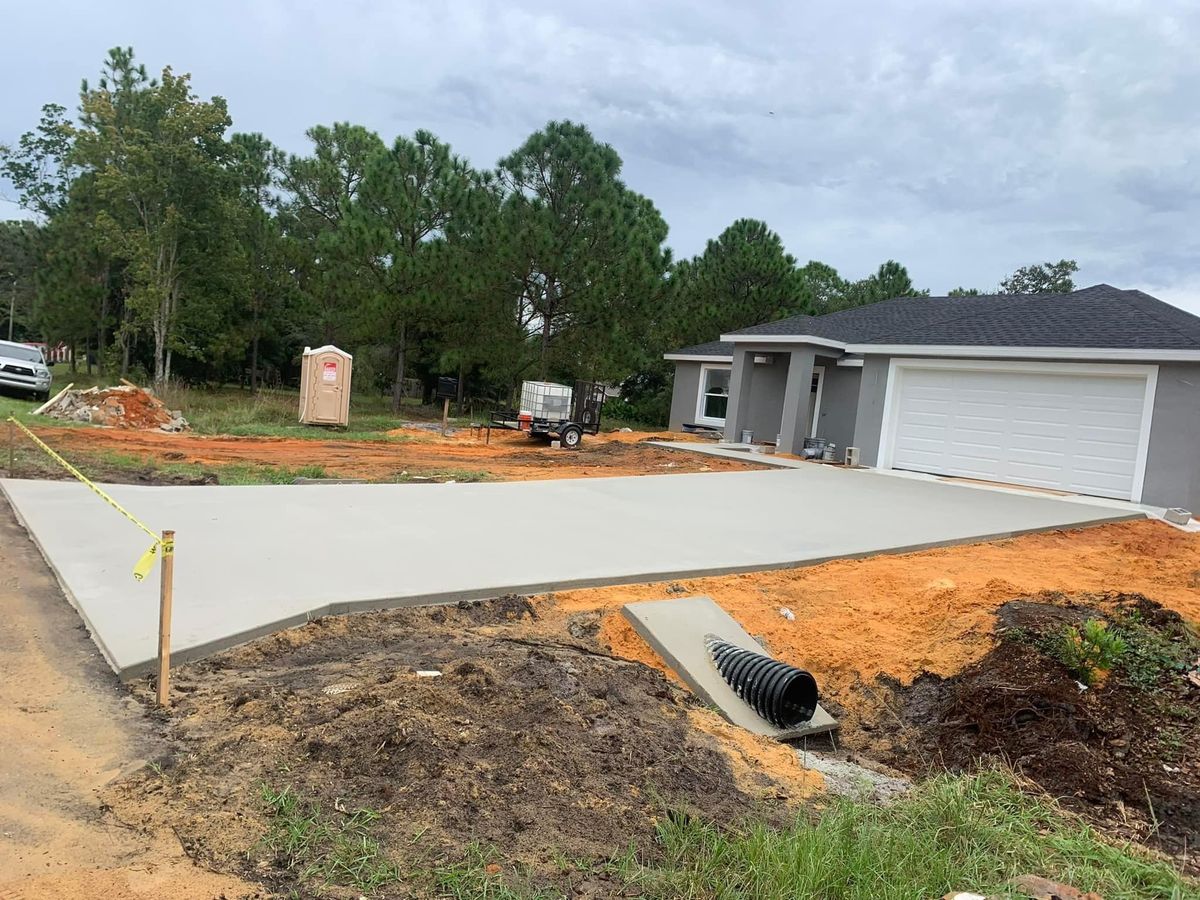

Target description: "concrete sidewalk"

left=2, top=466, right=1140, bottom=677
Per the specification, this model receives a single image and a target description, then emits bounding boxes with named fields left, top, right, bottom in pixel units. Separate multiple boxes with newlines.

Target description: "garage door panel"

left=1075, top=436, right=1139, bottom=456
left=950, top=433, right=1006, bottom=449
left=952, top=422, right=1006, bottom=437
left=1008, top=408, right=1075, bottom=424
left=898, top=414, right=946, bottom=426
left=950, top=408, right=1008, bottom=422
left=1072, top=453, right=1139, bottom=474
left=1011, top=430, right=1069, bottom=445
left=888, top=366, right=1149, bottom=500
left=1008, top=445, right=1067, bottom=462
left=1081, top=412, right=1144, bottom=431
left=904, top=400, right=952, bottom=415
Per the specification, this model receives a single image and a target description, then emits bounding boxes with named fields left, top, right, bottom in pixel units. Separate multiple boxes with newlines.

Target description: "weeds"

left=1109, top=607, right=1199, bottom=691
left=258, top=784, right=401, bottom=894
left=392, top=468, right=492, bottom=484
left=160, top=383, right=464, bottom=440
left=616, top=771, right=1190, bottom=900
left=431, top=845, right=556, bottom=900
left=416, top=772, right=1194, bottom=899
left=215, top=463, right=328, bottom=485
left=1058, top=619, right=1128, bottom=686
left=1006, top=601, right=1199, bottom=693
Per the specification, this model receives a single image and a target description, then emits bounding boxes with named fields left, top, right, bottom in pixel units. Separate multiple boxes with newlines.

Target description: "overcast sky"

left=4, top=1, right=1200, bottom=311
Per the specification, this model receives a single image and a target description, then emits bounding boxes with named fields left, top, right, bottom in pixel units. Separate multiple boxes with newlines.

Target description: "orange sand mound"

left=541, top=520, right=1200, bottom=703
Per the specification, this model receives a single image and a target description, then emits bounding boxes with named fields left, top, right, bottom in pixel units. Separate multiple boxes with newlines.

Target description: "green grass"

left=157, top=382, right=474, bottom=441
left=614, top=771, right=1194, bottom=900
left=89, top=450, right=329, bottom=485
left=258, top=784, right=402, bottom=895
left=432, top=845, right=560, bottom=900
left=0, top=390, right=53, bottom=424
left=254, top=773, right=1195, bottom=900
left=2, top=441, right=331, bottom=486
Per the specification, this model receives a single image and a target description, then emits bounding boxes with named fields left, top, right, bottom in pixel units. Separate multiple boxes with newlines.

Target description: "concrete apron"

left=0, top=468, right=1141, bottom=678
left=622, top=596, right=837, bottom=740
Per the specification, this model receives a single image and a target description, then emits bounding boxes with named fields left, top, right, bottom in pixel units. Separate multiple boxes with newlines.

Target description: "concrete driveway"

left=1, top=465, right=1139, bottom=677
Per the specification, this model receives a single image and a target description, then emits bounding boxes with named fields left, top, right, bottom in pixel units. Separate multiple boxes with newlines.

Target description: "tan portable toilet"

left=299, top=345, right=352, bottom=426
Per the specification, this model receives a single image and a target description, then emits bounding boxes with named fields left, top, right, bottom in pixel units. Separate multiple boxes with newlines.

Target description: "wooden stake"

left=7, top=419, right=13, bottom=477
left=441, top=396, right=450, bottom=435
left=156, top=530, right=176, bottom=708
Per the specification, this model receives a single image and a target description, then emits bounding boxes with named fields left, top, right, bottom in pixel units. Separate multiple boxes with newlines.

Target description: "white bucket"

left=741, top=429, right=753, bottom=444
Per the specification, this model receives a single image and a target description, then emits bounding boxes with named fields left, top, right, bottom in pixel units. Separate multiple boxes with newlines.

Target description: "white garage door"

left=886, top=364, right=1153, bottom=500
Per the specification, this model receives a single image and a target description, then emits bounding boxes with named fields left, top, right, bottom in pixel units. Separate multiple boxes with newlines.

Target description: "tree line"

left=0, top=47, right=1077, bottom=422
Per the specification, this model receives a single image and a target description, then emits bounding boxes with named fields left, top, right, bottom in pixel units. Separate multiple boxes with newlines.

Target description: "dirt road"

left=25, top=425, right=757, bottom=482
left=0, top=507, right=259, bottom=899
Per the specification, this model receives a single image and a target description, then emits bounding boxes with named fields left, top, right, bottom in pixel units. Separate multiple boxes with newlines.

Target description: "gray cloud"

left=3, top=0, right=1200, bottom=311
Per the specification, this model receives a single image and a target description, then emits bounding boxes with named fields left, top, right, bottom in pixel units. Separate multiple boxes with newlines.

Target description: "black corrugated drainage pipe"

left=705, top=635, right=818, bottom=729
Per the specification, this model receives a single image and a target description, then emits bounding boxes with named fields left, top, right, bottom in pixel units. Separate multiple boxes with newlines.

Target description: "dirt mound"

left=106, top=598, right=809, bottom=896
left=880, top=593, right=1200, bottom=868
left=35, top=384, right=188, bottom=430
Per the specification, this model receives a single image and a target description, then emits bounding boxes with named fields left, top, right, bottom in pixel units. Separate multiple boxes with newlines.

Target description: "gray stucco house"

left=664, top=284, right=1200, bottom=511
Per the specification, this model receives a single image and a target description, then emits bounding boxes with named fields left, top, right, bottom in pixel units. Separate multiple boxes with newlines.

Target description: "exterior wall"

left=813, top=360, right=862, bottom=450
left=668, top=361, right=703, bottom=430
left=743, top=353, right=788, bottom=442
left=1143, top=362, right=1200, bottom=510
left=669, top=345, right=868, bottom=450
left=668, top=352, right=795, bottom=438
left=851, top=355, right=892, bottom=465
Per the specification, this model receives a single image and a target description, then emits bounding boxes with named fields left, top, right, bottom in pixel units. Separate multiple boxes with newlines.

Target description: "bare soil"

left=871, top=594, right=1200, bottom=870
left=0, top=508, right=260, bottom=899
left=18, top=425, right=758, bottom=483
left=104, top=598, right=817, bottom=898
left=541, top=519, right=1200, bottom=872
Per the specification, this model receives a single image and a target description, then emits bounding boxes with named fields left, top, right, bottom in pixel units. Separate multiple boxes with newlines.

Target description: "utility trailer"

left=489, top=380, right=606, bottom=449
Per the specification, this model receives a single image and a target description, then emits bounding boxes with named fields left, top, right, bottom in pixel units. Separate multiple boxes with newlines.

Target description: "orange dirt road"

left=538, top=519, right=1200, bottom=714
left=28, top=425, right=759, bottom=482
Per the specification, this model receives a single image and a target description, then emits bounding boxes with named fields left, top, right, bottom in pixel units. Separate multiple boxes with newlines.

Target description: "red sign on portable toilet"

left=322, top=361, right=338, bottom=382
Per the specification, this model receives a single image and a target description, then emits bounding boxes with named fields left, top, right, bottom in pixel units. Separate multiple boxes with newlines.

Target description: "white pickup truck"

left=0, top=339, right=52, bottom=401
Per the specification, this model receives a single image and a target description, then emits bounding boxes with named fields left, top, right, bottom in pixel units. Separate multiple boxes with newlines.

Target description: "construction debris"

left=32, top=384, right=188, bottom=432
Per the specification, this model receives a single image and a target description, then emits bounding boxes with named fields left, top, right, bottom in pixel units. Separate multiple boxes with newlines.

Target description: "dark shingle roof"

left=721, top=285, right=1200, bottom=350
left=665, top=340, right=733, bottom=358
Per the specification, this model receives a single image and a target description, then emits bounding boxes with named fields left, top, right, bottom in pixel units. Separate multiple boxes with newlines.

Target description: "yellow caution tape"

left=133, top=542, right=159, bottom=582
left=7, top=416, right=167, bottom=580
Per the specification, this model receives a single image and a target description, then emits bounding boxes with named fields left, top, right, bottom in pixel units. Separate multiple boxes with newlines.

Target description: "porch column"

left=776, top=347, right=817, bottom=455
left=722, top=347, right=755, bottom=442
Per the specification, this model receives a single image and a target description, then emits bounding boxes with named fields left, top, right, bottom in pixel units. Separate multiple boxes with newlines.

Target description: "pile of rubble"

left=33, top=383, right=189, bottom=432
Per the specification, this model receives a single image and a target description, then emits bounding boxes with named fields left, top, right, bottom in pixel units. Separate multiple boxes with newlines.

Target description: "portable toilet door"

left=299, top=345, right=353, bottom=426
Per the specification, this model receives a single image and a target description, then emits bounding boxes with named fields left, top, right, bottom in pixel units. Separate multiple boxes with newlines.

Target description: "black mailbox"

left=436, top=376, right=459, bottom=400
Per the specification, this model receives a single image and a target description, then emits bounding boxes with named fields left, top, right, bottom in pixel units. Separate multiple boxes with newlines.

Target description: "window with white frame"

left=696, top=365, right=731, bottom=425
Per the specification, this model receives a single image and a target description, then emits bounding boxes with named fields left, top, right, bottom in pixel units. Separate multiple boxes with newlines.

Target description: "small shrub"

left=1058, top=619, right=1127, bottom=686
